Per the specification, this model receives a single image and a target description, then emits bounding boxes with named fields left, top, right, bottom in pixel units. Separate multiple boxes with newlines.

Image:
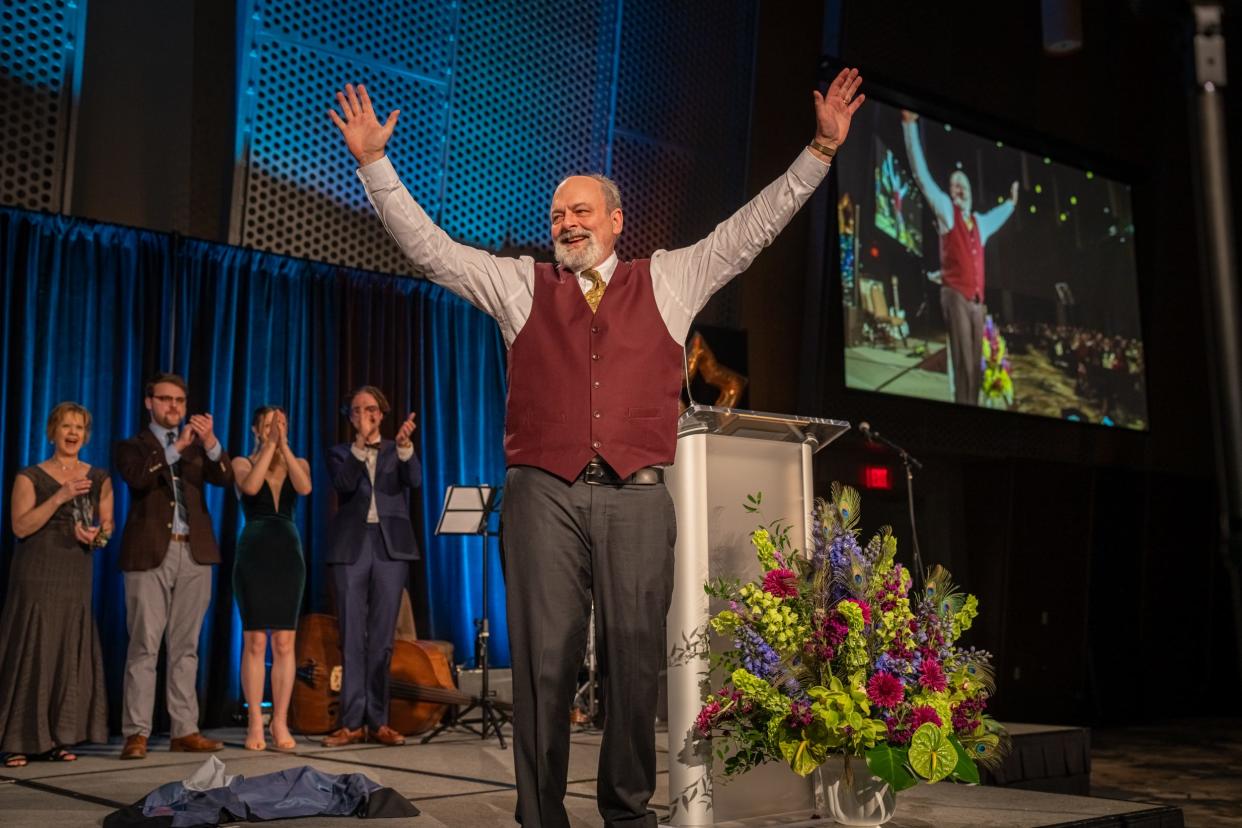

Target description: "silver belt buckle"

left=583, top=462, right=607, bottom=485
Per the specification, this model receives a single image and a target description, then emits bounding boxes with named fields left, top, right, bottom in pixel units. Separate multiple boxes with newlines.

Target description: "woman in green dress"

left=231, top=405, right=311, bottom=751
left=1, top=402, right=111, bottom=767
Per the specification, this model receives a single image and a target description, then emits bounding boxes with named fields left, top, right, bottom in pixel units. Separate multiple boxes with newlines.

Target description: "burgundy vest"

left=504, top=260, right=685, bottom=482
left=939, top=204, right=985, bottom=301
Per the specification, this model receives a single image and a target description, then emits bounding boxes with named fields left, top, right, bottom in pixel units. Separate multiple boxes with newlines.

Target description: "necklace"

left=52, top=457, right=80, bottom=474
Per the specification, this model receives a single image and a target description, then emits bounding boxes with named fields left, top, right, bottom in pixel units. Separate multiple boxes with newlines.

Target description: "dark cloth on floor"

left=102, top=765, right=420, bottom=827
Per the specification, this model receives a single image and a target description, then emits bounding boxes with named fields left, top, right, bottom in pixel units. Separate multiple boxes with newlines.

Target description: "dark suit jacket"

left=114, top=429, right=233, bottom=571
left=326, top=440, right=421, bottom=564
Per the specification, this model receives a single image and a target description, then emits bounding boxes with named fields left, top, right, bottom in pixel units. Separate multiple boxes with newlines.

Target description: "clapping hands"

left=395, top=412, right=417, bottom=449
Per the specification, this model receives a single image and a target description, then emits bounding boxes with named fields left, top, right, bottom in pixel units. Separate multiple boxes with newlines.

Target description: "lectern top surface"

left=676, top=404, right=850, bottom=453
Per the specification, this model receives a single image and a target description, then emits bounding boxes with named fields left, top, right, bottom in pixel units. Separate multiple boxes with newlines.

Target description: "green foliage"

left=864, top=744, right=919, bottom=792
left=907, top=723, right=957, bottom=783
left=948, top=735, right=980, bottom=784
left=696, top=483, right=1008, bottom=795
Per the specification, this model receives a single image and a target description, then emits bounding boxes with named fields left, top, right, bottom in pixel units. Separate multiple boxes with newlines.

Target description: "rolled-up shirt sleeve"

left=650, top=148, right=831, bottom=344
left=358, top=157, right=535, bottom=345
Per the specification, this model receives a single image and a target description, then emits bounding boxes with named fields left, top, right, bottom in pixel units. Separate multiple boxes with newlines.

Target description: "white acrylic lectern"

left=664, top=404, right=849, bottom=827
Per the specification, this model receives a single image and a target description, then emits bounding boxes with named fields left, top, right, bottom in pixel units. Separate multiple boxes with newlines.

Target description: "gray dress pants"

left=501, top=466, right=676, bottom=828
left=122, top=539, right=213, bottom=739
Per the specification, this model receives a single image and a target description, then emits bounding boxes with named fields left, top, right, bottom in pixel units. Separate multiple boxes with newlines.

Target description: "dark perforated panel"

left=438, top=0, right=616, bottom=251
left=256, top=0, right=456, bottom=79
left=238, top=34, right=448, bottom=273
left=234, top=0, right=758, bottom=285
left=0, top=0, right=82, bottom=212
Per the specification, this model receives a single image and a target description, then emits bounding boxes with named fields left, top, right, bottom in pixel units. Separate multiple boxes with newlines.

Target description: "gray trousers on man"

left=940, top=286, right=985, bottom=405
left=501, top=466, right=677, bottom=828
left=122, top=539, right=213, bottom=738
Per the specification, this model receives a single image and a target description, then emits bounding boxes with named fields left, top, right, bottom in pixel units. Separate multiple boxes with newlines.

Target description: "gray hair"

left=561, top=173, right=622, bottom=214
left=590, top=174, right=622, bottom=214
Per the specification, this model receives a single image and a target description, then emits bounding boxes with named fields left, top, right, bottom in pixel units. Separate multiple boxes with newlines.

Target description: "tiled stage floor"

left=2, top=719, right=1234, bottom=827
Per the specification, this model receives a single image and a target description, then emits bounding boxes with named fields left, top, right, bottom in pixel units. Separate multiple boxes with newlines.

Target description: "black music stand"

left=422, top=484, right=510, bottom=747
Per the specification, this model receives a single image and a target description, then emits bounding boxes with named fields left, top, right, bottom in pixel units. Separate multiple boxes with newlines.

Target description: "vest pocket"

left=626, top=407, right=662, bottom=420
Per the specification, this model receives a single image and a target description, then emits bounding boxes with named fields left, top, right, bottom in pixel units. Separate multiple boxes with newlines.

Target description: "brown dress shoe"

left=120, top=734, right=148, bottom=760
left=369, top=724, right=406, bottom=746
left=320, top=726, right=365, bottom=747
left=170, top=732, right=223, bottom=752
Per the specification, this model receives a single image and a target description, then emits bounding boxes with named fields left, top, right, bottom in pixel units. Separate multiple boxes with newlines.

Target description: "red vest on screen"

left=504, top=260, right=685, bottom=482
left=940, top=205, right=985, bottom=301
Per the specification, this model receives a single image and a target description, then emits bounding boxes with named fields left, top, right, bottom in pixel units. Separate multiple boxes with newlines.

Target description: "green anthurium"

left=907, top=724, right=957, bottom=783
left=780, top=734, right=821, bottom=777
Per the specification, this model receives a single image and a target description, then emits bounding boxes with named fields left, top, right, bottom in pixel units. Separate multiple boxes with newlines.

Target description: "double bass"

left=290, top=612, right=490, bottom=735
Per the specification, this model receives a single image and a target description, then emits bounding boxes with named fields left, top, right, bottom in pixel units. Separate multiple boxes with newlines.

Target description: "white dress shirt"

left=149, top=421, right=222, bottom=535
left=350, top=442, right=415, bottom=523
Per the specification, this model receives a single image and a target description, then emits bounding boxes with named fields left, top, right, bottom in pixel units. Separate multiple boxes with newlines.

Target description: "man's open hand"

left=328, top=83, right=399, bottom=167
left=812, top=67, right=865, bottom=154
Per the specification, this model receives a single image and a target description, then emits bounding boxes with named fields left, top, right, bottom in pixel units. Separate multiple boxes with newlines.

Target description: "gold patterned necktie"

left=582, top=268, right=606, bottom=313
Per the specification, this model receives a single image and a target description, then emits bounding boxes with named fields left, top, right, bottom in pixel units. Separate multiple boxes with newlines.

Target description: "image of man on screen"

left=901, top=109, right=1018, bottom=405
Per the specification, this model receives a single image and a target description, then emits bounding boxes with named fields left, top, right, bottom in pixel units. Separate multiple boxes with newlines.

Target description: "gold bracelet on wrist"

left=809, top=139, right=837, bottom=159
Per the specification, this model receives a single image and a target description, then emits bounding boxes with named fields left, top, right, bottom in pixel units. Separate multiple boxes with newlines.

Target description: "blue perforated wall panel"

left=232, top=0, right=758, bottom=276
left=0, top=0, right=85, bottom=213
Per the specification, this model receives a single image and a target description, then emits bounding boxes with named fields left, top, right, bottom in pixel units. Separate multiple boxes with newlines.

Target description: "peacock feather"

left=958, top=716, right=1011, bottom=771
left=951, top=655, right=995, bottom=696
left=828, top=482, right=863, bottom=534
left=922, top=564, right=965, bottom=617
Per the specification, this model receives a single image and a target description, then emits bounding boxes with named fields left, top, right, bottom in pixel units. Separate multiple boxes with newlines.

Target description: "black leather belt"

left=580, top=459, right=664, bottom=486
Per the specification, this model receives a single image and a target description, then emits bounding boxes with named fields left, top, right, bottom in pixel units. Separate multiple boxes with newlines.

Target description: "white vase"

left=814, top=755, right=897, bottom=827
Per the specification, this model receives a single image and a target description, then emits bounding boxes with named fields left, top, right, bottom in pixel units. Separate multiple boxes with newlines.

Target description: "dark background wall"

left=708, top=0, right=1241, bottom=724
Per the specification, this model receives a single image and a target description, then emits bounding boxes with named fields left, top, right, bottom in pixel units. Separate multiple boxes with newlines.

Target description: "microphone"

left=855, top=420, right=921, bottom=470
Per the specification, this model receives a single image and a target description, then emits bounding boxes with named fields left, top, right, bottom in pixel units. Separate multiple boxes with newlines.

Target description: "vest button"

left=591, top=326, right=599, bottom=334
left=593, top=411, right=601, bottom=418
left=591, top=353, right=600, bottom=361
left=591, top=440, right=601, bottom=449
left=592, top=380, right=600, bottom=388
left=166, top=523, right=172, bottom=529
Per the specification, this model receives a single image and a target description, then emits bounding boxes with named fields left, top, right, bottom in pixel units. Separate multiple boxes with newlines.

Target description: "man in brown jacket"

left=114, top=373, right=233, bottom=759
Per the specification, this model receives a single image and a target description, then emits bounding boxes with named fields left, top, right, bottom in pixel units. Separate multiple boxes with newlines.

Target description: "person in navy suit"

left=321, top=385, right=421, bottom=747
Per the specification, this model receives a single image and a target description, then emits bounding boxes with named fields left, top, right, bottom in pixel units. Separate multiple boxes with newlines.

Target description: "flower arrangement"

left=981, top=315, right=1014, bottom=407
left=694, top=485, right=1008, bottom=793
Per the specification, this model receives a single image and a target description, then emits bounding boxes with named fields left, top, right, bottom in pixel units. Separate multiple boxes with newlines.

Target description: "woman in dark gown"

left=232, top=405, right=311, bottom=751
left=1, top=402, right=112, bottom=767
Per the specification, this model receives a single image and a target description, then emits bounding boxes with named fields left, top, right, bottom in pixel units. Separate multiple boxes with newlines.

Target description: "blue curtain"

left=0, top=207, right=509, bottom=731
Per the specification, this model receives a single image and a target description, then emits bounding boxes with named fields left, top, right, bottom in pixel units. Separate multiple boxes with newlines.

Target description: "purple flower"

left=885, top=715, right=912, bottom=746
left=867, top=671, right=904, bottom=708
left=911, top=705, right=942, bottom=730
left=736, top=626, right=781, bottom=679
left=786, top=699, right=814, bottom=728
left=695, top=701, right=721, bottom=738
left=762, top=568, right=799, bottom=598
left=919, top=659, right=947, bottom=692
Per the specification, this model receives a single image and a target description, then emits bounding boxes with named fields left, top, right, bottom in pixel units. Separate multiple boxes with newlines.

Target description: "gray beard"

left=554, top=234, right=602, bottom=272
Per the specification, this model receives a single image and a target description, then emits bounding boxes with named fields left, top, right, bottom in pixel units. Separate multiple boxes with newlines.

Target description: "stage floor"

left=0, top=722, right=1204, bottom=828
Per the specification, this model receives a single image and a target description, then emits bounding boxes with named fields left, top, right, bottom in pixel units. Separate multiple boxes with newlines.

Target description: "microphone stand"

left=862, top=424, right=926, bottom=587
